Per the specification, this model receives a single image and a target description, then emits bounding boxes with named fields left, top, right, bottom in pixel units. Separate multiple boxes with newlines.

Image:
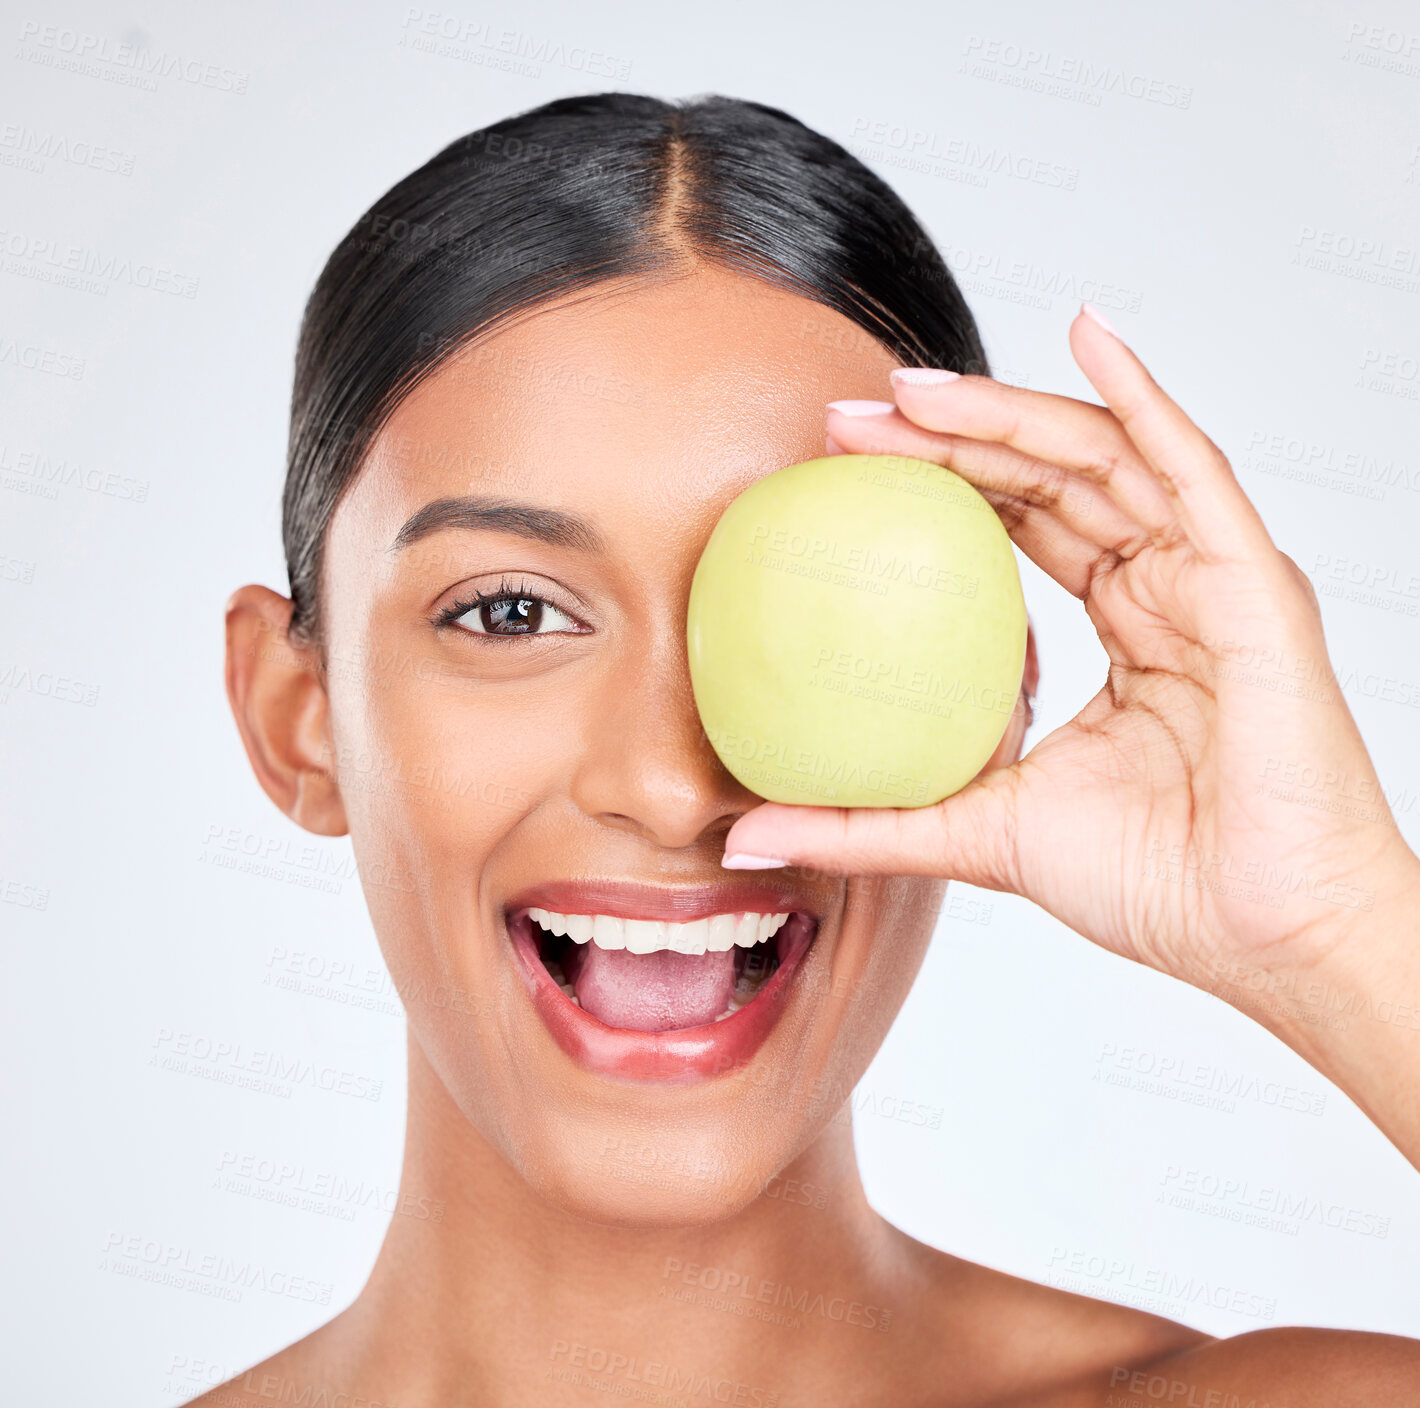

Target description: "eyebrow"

left=390, top=495, right=604, bottom=554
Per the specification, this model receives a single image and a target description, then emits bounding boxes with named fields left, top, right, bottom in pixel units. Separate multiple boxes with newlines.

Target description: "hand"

left=722, top=306, right=1420, bottom=993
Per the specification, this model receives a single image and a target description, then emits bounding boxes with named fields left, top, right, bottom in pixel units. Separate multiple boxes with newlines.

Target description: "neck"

left=331, top=1035, right=910, bottom=1404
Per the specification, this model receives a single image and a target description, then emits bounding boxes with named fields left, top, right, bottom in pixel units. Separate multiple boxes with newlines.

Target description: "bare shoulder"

left=181, top=1314, right=373, bottom=1408
left=886, top=1232, right=1209, bottom=1401
left=183, top=1346, right=316, bottom=1408
left=891, top=1234, right=1420, bottom=1406
left=989, top=1327, right=1420, bottom=1407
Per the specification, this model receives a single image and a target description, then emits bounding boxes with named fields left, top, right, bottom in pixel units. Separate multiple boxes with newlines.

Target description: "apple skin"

left=686, top=454, right=1027, bottom=808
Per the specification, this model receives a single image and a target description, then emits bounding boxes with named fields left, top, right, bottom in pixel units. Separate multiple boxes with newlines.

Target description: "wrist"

left=1202, top=840, right=1420, bottom=1084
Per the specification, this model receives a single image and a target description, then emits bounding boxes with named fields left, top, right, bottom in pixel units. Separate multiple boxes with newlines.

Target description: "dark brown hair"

left=283, top=91, right=988, bottom=646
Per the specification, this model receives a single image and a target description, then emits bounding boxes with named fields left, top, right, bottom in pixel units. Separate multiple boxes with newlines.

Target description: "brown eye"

left=483, top=596, right=540, bottom=634
left=453, top=594, right=578, bottom=637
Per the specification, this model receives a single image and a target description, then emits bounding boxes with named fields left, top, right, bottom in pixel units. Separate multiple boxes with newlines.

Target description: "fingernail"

left=890, top=367, right=960, bottom=386
left=1080, top=302, right=1124, bottom=340
left=721, top=853, right=788, bottom=870
left=824, top=433, right=846, bottom=456
left=826, top=399, right=896, bottom=417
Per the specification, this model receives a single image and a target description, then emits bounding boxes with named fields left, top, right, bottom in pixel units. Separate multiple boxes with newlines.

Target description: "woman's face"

left=306, top=265, right=1027, bottom=1224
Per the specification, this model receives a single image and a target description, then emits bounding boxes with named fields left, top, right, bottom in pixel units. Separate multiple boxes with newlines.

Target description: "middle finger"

left=885, top=374, right=1185, bottom=548
left=824, top=402, right=1157, bottom=561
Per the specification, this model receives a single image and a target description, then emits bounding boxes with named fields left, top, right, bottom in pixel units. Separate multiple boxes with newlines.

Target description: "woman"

left=206, top=93, right=1420, bottom=1404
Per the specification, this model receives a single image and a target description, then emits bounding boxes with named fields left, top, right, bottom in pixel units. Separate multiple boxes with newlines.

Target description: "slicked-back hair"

left=283, top=91, right=989, bottom=646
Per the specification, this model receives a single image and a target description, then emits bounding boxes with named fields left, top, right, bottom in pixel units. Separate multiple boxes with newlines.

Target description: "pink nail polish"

left=826, top=399, right=896, bottom=417
left=721, top=853, right=788, bottom=870
left=1080, top=302, right=1123, bottom=340
left=890, top=368, right=960, bottom=386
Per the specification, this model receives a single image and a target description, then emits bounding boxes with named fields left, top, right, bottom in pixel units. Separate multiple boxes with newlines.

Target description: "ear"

left=980, top=616, right=1039, bottom=774
left=224, top=585, right=348, bottom=837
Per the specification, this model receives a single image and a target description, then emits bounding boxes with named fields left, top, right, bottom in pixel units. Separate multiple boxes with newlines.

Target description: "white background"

left=3, top=1, right=1419, bottom=1402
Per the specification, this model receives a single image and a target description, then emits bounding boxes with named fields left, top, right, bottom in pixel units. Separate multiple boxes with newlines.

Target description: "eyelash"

left=432, top=576, right=587, bottom=640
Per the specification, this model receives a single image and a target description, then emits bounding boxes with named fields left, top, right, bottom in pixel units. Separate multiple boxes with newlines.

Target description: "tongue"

left=570, top=945, right=737, bottom=1032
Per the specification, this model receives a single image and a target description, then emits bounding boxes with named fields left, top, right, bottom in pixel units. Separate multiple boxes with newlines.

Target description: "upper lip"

left=502, top=878, right=822, bottom=924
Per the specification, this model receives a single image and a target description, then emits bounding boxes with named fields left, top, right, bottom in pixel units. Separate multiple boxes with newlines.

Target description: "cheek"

left=823, top=876, right=946, bottom=1074
left=863, top=878, right=945, bottom=1020
left=325, top=661, right=583, bottom=919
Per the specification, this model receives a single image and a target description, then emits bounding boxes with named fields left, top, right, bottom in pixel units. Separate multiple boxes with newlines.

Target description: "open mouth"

left=503, top=890, right=820, bottom=1081
left=528, top=908, right=808, bottom=1032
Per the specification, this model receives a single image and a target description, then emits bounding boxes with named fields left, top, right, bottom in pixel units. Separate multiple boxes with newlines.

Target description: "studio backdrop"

left=2, top=2, right=1418, bottom=1403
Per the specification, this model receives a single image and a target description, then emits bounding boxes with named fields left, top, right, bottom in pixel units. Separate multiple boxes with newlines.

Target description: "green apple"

left=686, top=453, right=1027, bottom=808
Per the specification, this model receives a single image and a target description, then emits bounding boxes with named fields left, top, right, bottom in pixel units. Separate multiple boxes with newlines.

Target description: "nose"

left=568, top=625, right=757, bottom=851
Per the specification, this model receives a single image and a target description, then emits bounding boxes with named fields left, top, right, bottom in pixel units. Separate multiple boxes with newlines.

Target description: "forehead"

left=336, top=263, right=902, bottom=551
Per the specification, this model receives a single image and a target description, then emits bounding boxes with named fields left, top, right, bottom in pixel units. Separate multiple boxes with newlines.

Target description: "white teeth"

left=733, top=913, right=761, bottom=948
left=707, top=914, right=737, bottom=952
left=624, top=919, right=661, bottom=955
left=673, top=918, right=708, bottom=955
left=526, top=908, right=790, bottom=957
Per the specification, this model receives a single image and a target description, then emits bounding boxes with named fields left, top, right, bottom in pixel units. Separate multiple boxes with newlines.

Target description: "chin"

left=508, top=1109, right=792, bottom=1229
left=388, top=862, right=942, bottom=1226
left=485, top=881, right=839, bottom=1227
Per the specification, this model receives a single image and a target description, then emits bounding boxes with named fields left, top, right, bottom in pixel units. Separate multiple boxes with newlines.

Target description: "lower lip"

left=505, top=910, right=817, bottom=1084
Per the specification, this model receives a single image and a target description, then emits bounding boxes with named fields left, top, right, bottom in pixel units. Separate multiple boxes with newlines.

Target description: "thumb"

left=720, top=768, right=1021, bottom=890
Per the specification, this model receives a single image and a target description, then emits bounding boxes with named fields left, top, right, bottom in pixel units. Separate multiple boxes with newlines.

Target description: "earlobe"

left=224, top=585, right=348, bottom=837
